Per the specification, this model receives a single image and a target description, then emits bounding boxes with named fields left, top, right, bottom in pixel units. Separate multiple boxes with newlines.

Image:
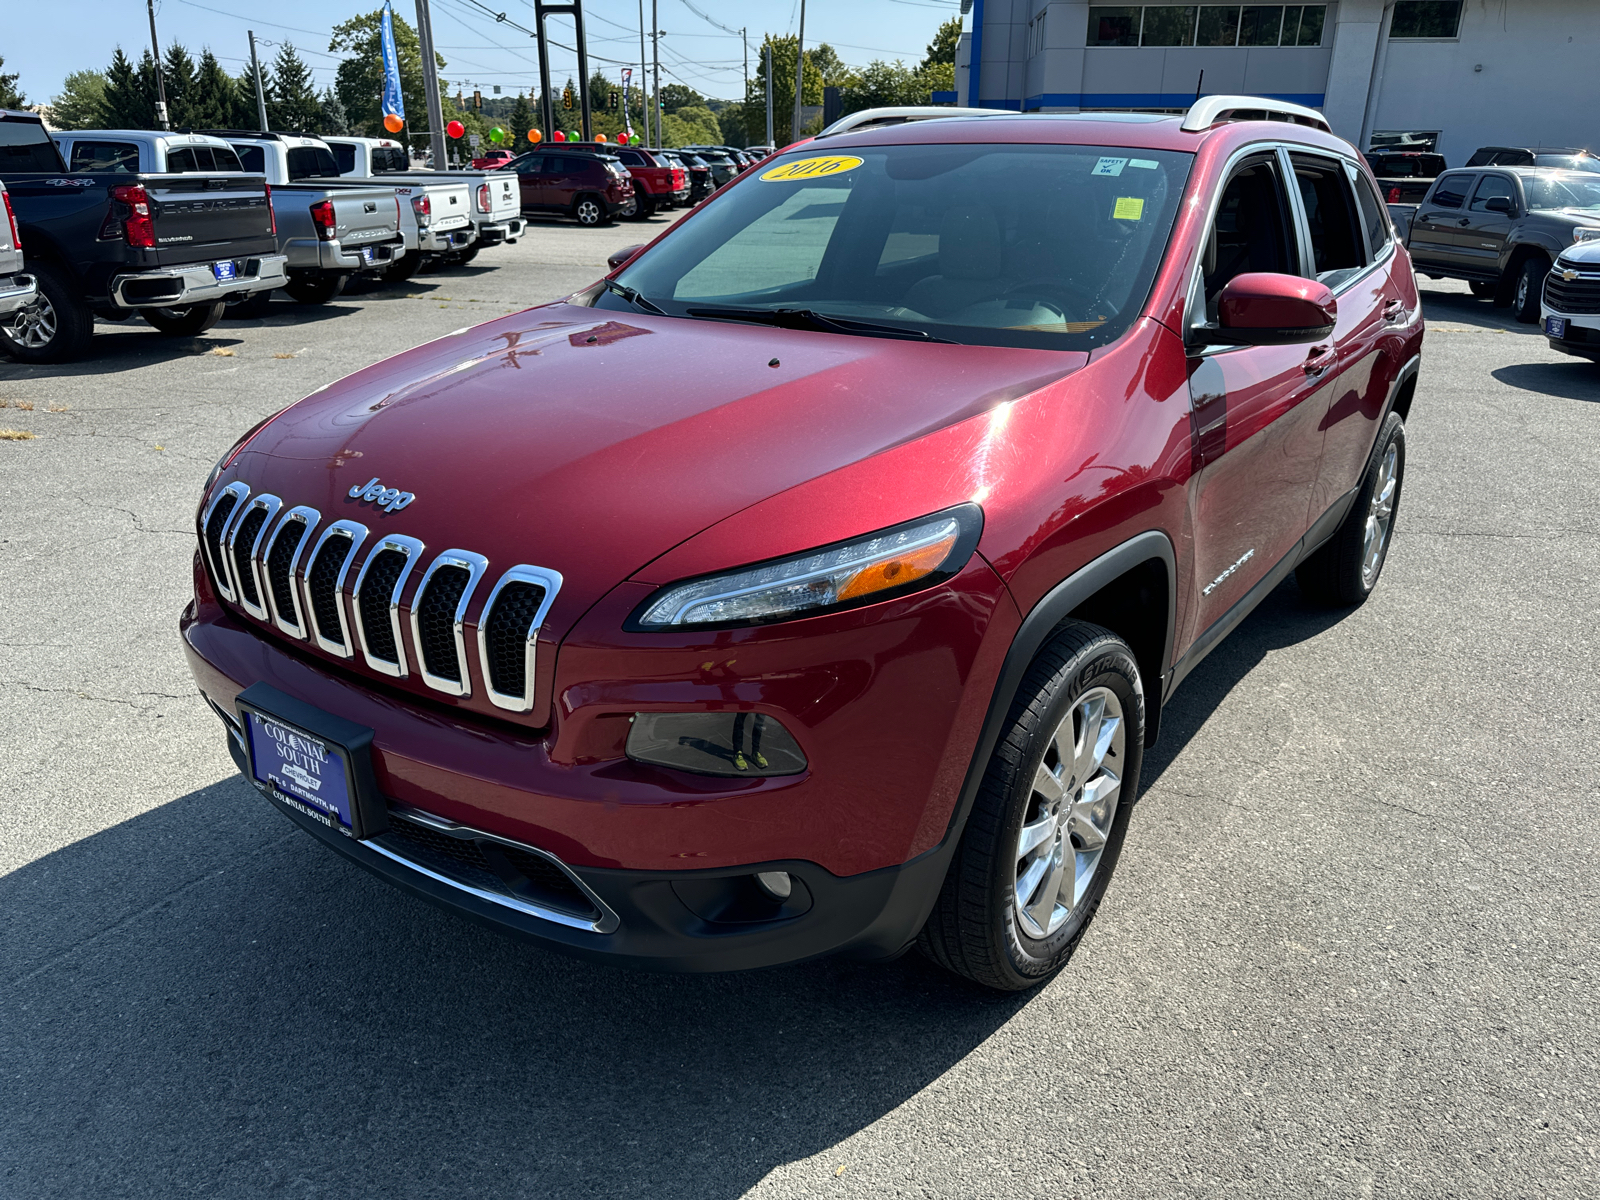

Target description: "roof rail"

left=1180, top=95, right=1330, bottom=134
left=816, top=105, right=1010, bottom=139
left=196, top=129, right=286, bottom=141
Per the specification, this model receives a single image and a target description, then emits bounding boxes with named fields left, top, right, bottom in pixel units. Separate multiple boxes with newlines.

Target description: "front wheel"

left=573, top=195, right=606, bottom=227
left=1296, top=411, right=1405, bottom=606
left=1468, top=280, right=1496, bottom=299
left=919, top=623, right=1144, bottom=991
left=0, top=262, right=95, bottom=363
left=630, top=193, right=655, bottom=220
left=1512, top=257, right=1549, bottom=323
left=283, top=273, right=349, bottom=304
left=141, top=301, right=227, bottom=336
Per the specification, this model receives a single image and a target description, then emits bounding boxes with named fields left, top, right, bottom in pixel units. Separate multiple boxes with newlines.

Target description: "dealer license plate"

left=213, top=260, right=237, bottom=282
left=244, top=710, right=355, bottom=833
left=361, top=246, right=375, bottom=264
left=1545, top=315, right=1568, bottom=338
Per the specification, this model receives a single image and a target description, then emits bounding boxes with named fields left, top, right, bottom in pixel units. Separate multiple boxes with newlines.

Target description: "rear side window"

left=515, top=155, right=544, bottom=174
left=619, top=150, right=645, bottom=165
left=166, top=147, right=204, bottom=172
left=1469, top=174, right=1517, bottom=213
left=70, top=140, right=140, bottom=173
left=1202, top=157, right=1296, bottom=318
left=1353, top=172, right=1392, bottom=258
left=212, top=146, right=243, bottom=171
left=1291, top=155, right=1363, bottom=281
left=1430, top=173, right=1473, bottom=208
left=374, top=147, right=409, bottom=172
left=286, top=146, right=340, bottom=180
left=236, top=145, right=266, bottom=174
left=332, top=144, right=357, bottom=174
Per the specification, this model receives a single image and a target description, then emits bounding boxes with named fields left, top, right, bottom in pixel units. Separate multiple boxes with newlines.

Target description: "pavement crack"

left=0, top=679, right=193, bottom=710
left=107, top=505, right=192, bottom=536
left=1410, top=527, right=1599, bottom=540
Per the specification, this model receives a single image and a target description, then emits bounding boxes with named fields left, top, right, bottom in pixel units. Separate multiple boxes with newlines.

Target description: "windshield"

left=605, top=142, right=1191, bottom=351
left=1524, top=172, right=1600, bottom=211
left=1534, top=155, right=1600, bottom=174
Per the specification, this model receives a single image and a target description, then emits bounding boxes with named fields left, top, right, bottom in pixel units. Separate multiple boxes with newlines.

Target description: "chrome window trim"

left=409, top=549, right=490, bottom=697
left=351, top=534, right=425, bottom=678
left=200, top=481, right=250, bottom=602
left=301, top=519, right=369, bottom=658
left=226, top=493, right=283, bottom=621
left=476, top=564, right=565, bottom=713
left=262, top=505, right=321, bottom=640
left=374, top=804, right=619, bottom=934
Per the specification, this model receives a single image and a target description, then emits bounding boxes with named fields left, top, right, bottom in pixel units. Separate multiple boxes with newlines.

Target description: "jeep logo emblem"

left=348, top=477, right=416, bottom=513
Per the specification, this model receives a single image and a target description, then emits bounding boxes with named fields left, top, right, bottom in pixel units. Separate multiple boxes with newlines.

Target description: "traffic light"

left=473, top=90, right=483, bottom=111
left=610, top=91, right=620, bottom=111
left=562, top=87, right=574, bottom=110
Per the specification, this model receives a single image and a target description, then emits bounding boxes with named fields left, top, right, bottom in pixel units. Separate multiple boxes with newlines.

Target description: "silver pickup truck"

left=200, top=132, right=407, bottom=309
left=325, top=137, right=520, bottom=274
left=0, top=180, right=37, bottom=320
left=323, top=137, right=475, bottom=281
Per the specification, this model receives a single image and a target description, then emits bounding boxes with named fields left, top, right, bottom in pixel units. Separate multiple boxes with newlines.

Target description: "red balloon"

left=446, top=120, right=465, bottom=139
left=617, top=133, right=629, bottom=145
left=552, top=130, right=566, bottom=142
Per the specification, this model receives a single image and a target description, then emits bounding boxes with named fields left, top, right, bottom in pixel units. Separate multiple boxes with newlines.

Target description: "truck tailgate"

left=477, top=172, right=519, bottom=222
left=312, top=184, right=403, bottom=244
left=389, top=180, right=472, bottom=232
left=143, top=174, right=277, bottom=265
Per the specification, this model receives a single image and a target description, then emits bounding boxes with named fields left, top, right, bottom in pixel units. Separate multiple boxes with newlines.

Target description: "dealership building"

left=955, top=0, right=1600, bottom=163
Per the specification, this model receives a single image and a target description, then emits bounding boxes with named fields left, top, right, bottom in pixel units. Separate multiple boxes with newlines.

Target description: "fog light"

left=625, top=712, right=807, bottom=777
left=754, top=870, right=792, bottom=900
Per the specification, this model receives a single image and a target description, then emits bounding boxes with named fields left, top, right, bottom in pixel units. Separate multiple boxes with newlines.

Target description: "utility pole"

left=652, top=0, right=661, bottom=147
left=146, top=0, right=171, bottom=130
left=764, top=45, right=773, bottom=146
left=248, top=31, right=270, bottom=131
left=792, top=0, right=807, bottom=143
left=414, top=0, right=448, bottom=168
left=638, top=0, right=648, bottom=143
left=742, top=27, right=748, bottom=103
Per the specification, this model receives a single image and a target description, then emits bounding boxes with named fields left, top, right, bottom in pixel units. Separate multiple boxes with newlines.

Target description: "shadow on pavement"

left=1490, top=360, right=1600, bottom=401
left=0, top=576, right=1347, bottom=1197
left=1415, top=285, right=1525, bottom=332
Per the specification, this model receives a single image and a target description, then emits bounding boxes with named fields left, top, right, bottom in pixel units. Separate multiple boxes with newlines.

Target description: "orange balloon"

left=528, top=128, right=542, bottom=143
left=383, top=113, right=404, bottom=134
left=595, top=133, right=607, bottom=143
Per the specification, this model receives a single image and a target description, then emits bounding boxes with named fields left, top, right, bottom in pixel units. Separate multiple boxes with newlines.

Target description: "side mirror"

left=1484, top=195, right=1515, bottom=215
left=1212, top=273, right=1337, bottom=346
left=607, top=244, right=646, bottom=272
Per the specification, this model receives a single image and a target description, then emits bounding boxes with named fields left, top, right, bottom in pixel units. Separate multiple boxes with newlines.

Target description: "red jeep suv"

left=183, top=99, right=1423, bottom=990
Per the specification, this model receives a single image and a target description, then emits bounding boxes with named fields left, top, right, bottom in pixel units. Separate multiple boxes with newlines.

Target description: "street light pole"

left=146, top=0, right=171, bottom=130
left=414, top=0, right=449, bottom=169
left=792, top=0, right=806, bottom=143
left=652, top=0, right=661, bottom=147
left=764, top=45, right=773, bottom=146
left=247, top=31, right=270, bottom=132
left=638, top=0, right=648, bottom=142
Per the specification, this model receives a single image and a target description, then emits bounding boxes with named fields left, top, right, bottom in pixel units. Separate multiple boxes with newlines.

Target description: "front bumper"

left=0, top=273, right=36, bottom=316
left=109, top=254, right=288, bottom=308
left=1540, top=304, right=1600, bottom=361
left=475, top=217, right=525, bottom=245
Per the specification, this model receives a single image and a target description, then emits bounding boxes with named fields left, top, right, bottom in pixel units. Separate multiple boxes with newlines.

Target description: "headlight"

left=631, top=504, right=983, bottom=629
left=1573, top=227, right=1600, bottom=243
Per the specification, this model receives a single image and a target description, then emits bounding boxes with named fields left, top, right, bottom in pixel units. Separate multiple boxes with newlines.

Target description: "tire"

left=1512, top=256, right=1549, bottom=323
left=456, top=244, right=480, bottom=263
left=0, top=261, right=95, bottom=363
left=1468, top=281, right=1496, bottom=299
left=1296, top=411, right=1406, bottom=607
left=382, top=254, right=422, bottom=283
left=141, top=301, right=227, bottom=336
left=573, top=195, right=605, bottom=227
left=918, top=623, right=1145, bottom=991
left=630, top=193, right=655, bottom=220
left=283, top=273, right=350, bottom=304
left=225, top=289, right=275, bottom=319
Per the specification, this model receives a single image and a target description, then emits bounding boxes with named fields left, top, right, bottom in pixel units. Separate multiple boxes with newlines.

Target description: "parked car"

left=1394, top=166, right=1600, bottom=321
left=1539, top=236, right=1600, bottom=360
left=0, top=180, right=37, bottom=322
left=672, top=151, right=715, bottom=202
left=53, top=128, right=247, bottom=174
left=677, top=146, right=738, bottom=187
left=746, top=145, right=776, bottom=159
left=325, top=137, right=523, bottom=267
left=471, top=148, right=518, bottom=170
left=509, top=149, right=634, bottom=225
left=1364, top=148, right=1446, bottom=205
left=1466, top=145, right=1600, bottom=173
left=0, top=111, right=284, bottom=362
left=184, top=98, right=1422, bottom=991
left=564, top=143, right=686, bottom=218
left=203, top=131, right=406, bottom=309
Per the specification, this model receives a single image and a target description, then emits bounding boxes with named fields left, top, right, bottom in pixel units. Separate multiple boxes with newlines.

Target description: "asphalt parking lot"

left=2, top=222, right=1598, bottom=1198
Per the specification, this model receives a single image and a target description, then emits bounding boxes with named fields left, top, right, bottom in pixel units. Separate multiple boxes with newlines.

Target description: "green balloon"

left=489, top=127, right=506, bottom=143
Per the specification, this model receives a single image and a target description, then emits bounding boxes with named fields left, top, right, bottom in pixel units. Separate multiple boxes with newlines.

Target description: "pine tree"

left=508, top=92, right=533, bottom=147
left=236, top=64, right=270, bottom=129
left=50, top=71, right=108, bottom=129
left=163, top=44, right=198, bottom=128
left=923, top=18, right=961, bottom=68
left=0, top=57, right=24, bottom=109
left=187, top=51, right=238, bottom=130
left=318, top=88, right=350, bottom=136
left=268, top=43, right=321, bottom=133
left=102, top=48, right=155, bottom=128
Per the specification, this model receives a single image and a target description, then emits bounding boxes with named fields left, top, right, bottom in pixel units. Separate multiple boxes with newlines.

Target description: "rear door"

left=514, top=154, right=549, bottom=209
left=1458, top=171, right=1518, bottom=277
left=1183, top=150, right=1332, bottom=635
left=1409, top=171, right=1477, bottom=269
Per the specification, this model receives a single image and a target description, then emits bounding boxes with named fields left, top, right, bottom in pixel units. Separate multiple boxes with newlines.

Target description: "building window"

left=1028, top=10, right=1047, bottom=57
left=1086, top=4, right=1325, bottom=48
left=1389, top=1, right=1461, bottom=38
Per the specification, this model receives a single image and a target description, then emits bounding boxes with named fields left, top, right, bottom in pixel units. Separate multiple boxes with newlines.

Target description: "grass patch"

left=0, top=429, right=37, bottom=441
left=47, top=404, right=69, bottom=413
left=272, top=352, right=296, bottom=359
left=209, top=347, right=237, bottom=357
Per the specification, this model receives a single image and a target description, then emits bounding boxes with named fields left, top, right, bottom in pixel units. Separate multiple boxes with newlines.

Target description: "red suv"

left=567, top=144, right=689, bottom=217
left=183, top=99, right=1422, bottom=990
left=511, top=149, right=634, bottom=225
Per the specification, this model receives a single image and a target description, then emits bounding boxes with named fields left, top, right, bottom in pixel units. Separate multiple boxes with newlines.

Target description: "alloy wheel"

left=1014, top=686, right=1125, bottom=940
left=1516, top=272, right=1529, bottom=310
left=577, top=199, right=601, bottom=225
left=1362, top=442, right=1399, bottom=585
left=3, top=294, right=58, bottom=348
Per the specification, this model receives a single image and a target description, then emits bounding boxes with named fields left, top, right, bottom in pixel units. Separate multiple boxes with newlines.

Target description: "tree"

left=318, top=88, right=351, bottom=136
left=330, top=9, right=445, bottom=137
left=268, top=43, right=321, bottom=132
left=742, top=35, right=828, bottom=144
left=0, top=57, right=24, bottom=109
left=661, top=105, right=722, bottom=147
left=162, top=44, right=198, bottom=128
left=508, top=92, right=533, bottom=146
left=102, top=48, right=157, bottom=129
left=236, top=64, right=270, bottom=128
left=923, top=17, right=961, bottom=68
left=187, top=51, right=240, bottom=129
left=717, top=101, right=747, bottom=147
left=659, top=83, right=702, bottom=115
left=49, top=71, right=108, bottom=130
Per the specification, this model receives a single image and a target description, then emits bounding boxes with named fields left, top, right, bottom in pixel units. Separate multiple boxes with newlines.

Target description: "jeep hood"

left=226, top=302, right=1084, bottom=634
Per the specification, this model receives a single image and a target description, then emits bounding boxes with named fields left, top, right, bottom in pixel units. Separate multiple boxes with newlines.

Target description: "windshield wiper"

left=602, top=278, right=667, bottom=315
left=686, top=305, right=957, bottom=344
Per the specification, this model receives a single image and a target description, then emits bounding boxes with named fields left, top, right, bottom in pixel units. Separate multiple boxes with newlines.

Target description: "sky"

left=8, top=0, right=961, bottom=107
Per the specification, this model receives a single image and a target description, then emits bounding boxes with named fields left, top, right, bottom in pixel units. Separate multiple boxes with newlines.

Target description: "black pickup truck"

left=0, top=110, right=286, bottom=363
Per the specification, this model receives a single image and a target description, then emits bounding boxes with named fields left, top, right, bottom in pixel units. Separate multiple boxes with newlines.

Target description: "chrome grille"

left=409, top=550, right=488, bottom=697
left=201, top=481, right=249, bottom=601
left=352, top=535, right=424, bottom=677
left=227, top=494, right=281, bottom=621
left=1544, top=272, right=1600, bottom=315
left=264, top=505, right=319, bottom=638
left=303, top=520, right=368, bottom=656
left=477, top=566, right=563, bottom=713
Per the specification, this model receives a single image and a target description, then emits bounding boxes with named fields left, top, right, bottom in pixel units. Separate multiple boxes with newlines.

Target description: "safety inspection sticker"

left=759, top=155, right=864, bottom=182
left=1113, top=197, right=1145, bottom=220
left=1092, top=157, right=1128, bottom=176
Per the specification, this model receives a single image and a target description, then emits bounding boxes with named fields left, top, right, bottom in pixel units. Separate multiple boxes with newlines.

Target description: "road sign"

left=469, top=133, right=482, bottom=147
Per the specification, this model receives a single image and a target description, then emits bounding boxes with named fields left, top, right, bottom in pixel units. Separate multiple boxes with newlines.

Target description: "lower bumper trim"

left=110, top=255, right=288, bottom=308
left=0, top=273, right=36, bottom=316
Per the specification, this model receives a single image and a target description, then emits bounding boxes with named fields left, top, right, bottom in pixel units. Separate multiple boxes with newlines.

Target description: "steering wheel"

left=1000, top=278, right=1097, bottom=316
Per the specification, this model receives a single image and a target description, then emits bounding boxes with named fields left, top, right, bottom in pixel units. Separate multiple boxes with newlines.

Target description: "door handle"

left=1303, top=345, right=1337, bottom=376
left=1383, top=298, right=1405, bottom=323
left=1457, top=217, right=1472, bottom=226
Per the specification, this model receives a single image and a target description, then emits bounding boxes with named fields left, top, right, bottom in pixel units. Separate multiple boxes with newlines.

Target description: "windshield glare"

left=1525, top=172, right=1600, bottom=211
left=608, top=142, right=1191, bottom=350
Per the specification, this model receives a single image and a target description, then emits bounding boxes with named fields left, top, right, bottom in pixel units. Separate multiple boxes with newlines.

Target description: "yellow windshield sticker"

left=759, top=155, right=864, bottom=182
left=1113, top=196, right=1145, bottom=220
